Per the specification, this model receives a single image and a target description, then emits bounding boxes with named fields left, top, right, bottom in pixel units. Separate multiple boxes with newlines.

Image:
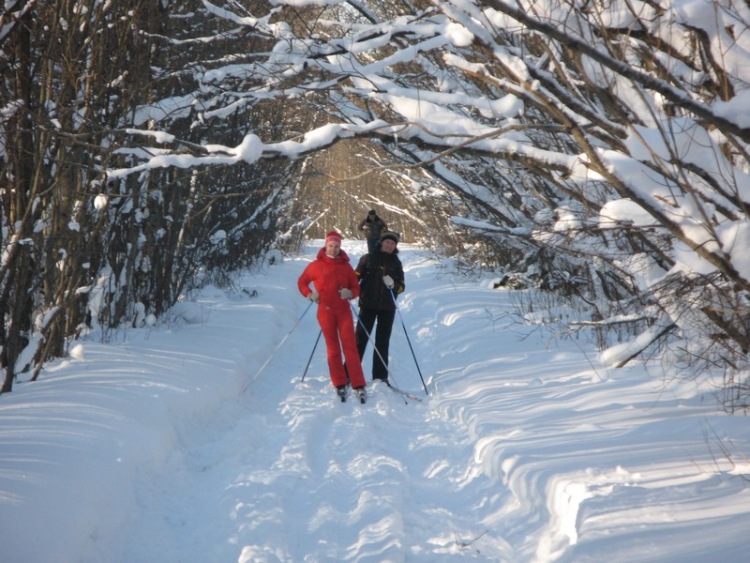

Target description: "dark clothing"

left=356, top=308, right=396, bottom=381
left=353, top=249, right=405, bottom=381
left=355, top=250, right=405, bottom=310
left=358, top=215, right=388, bottom=254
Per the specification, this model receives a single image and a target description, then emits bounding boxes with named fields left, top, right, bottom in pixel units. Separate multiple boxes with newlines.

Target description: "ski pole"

left=389, top=288, right=428, bottom=395
left=349, top=302, right=408, bottom=404
left=301, top=329, right=322, bottom=382
left=241, top=300, right=314, bottom=394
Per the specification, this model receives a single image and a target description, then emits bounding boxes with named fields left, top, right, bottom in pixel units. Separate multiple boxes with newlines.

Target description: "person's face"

left=381, top=239, right=397, bottom=254
left=368, top=212, right=375, bottom=219
left=326, top=241, right=341, bottom=257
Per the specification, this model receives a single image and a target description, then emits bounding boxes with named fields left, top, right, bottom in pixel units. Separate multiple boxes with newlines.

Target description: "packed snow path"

left=1, top=243, right=749, bottom=562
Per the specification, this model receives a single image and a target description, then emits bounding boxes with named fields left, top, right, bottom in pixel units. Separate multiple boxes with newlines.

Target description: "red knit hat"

left=325, top=231, right=342, bottom=245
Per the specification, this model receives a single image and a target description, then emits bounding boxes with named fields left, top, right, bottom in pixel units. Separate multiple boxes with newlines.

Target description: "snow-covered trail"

left=2, top=242, right=749, bottom=563
left=120, top=245, right=512, bottom=562
left=118, top=243, right=750, bottom=562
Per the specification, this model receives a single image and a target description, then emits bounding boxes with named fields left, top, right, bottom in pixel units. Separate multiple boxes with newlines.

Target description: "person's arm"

left=393, top=260, right=405, bottom=295
left=297, top=266, right=319, bottom=301
left=354, top=254, right=368, bottom=279
left=297, top=269, right=311, bottom=298
left=347, top=266, right=361, bottom=299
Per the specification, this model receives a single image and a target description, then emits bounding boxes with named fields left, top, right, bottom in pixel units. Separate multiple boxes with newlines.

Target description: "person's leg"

left=318, top=308, right=347, bottom=387
left=372, top=309, right=395, bottom=381
left=355, top=308, right=377, bottom=359
left=344, top=308, right=375, bottom=383
left=337, top=308, right=367, bottom=388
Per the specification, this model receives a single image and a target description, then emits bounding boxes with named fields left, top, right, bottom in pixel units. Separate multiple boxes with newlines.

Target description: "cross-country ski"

left=386, top=383, right=422, bottom=402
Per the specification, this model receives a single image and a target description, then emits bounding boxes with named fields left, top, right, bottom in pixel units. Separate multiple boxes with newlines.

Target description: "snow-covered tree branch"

left=3, top=0, right=750, bottom=407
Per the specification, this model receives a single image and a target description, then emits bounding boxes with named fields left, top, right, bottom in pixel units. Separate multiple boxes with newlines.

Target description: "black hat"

left=380, top=231, right=400, bottom=244
left=368, top=209, right=377, bottom=215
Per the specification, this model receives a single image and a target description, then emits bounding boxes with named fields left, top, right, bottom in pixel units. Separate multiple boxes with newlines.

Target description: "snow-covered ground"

left=1, top=240, right=749, bottom=562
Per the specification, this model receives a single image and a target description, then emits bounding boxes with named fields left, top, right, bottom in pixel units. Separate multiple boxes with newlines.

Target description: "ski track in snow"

left=118, top=246, right=520, bottom=562
left=3, top=242, right=750, bottom=562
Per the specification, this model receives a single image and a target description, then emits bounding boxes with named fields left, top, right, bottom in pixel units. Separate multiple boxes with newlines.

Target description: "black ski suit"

left=358, top=214, right=388, bottom=254
left=354, top=248, right=405, bottom=382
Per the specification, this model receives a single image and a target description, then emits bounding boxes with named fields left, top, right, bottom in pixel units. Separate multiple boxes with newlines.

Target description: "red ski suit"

left=297, top=248, right=367, bottom=388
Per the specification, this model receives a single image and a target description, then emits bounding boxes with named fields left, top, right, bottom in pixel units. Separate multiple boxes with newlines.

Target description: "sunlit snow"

left=1, top=241, right=748, bottom=562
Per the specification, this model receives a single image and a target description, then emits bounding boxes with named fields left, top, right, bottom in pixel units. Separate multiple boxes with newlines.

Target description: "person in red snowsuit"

left=297, top=231, right=367, bottom=394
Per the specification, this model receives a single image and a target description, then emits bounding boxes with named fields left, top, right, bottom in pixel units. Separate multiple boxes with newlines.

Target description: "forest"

left=2, top=0, right=750, bottom=410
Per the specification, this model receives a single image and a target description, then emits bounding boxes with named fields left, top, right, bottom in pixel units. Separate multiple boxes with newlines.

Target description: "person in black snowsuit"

left=358, top=209, right=388, bottom=254
left=353, top=231, right=405, bottom=383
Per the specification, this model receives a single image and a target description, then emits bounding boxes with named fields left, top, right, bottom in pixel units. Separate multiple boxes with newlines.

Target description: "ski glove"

left=383, top=275, right=395, bottom=289
left=308, top=291, right=320, bottom=303
left=339, top=288, right=353, bottom=300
